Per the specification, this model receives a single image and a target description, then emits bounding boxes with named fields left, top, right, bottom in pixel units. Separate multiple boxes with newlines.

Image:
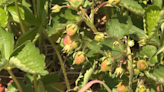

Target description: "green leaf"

left=9, top=41, right=48, bottom=76
left=47, top=8, right=80, bottom=36
left=0, top=0, right=14, bottom=6
left=6, top=80, right=25, bottom=92
left=119, top=0, right=144, bottom=16
left=22, top=0, right=31, bottom=8
left=8, top=5, right=39, bottom=26
left=140, top=45, right=158, bottom=65
left=37, top=0, right=47, bottom=25
left=85, top=20, right=94, bottom=28
left=145, top=65, right=164, bottom=84
left=129, top=25, right=146, bottom=40
left=41, top=73, right=65, bottom=92
left=145, top=5, right=161, bottom=36
left=106, top=13, right=133, bottom=39
left=82, top=61, right=96, bottom=87
left=147, top=10, right=164, bottom=40
left=37, top=81, right=46, bottom=92
left=15, top=26, right=42, bottom=47
left=0, top=58, right=7, bottom=71
left=0, top=8, right=8, bottom=27
left=152, top=0, right=163, bottom=8
left=0, top=27, right=14, bottom=60
left=85, top=38, right=122, bottom=60
left=44, top=83, right=65, bottom=92
left=8, top=5, right=25, bottom=22
left=25, top=73, right=34, bottom=84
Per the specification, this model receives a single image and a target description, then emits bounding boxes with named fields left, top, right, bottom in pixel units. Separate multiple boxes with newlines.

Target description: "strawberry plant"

left=0, top=0, right=164, bottom=92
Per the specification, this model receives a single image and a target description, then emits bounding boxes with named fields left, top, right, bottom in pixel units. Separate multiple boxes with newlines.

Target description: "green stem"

left=91, top=0, right=94, bottom=24
left=127, top=46, right=133, bottom=92
left=102, top=0, right=109, bottom=22
left=160, top=24, right=164, bottom=64
left=94, top=1, right=109, bottom=13
left=33, top=74, right=38, bottom=92
left=160, top=30, right=164, bottom=47
left=32, top=0, right=37, bottom=18
left=80, top=7, right=98, bottom=32
left=42, top=28, right=70, bottom=90
left=6, top=68, right=23, bottom=92
left=15, top=0, right=25, bottom=34
left=111, top=7, right=114, bottom=16
left=19, top=0, right=22, bottom=4
left=79, top=80, right=112, bottom=92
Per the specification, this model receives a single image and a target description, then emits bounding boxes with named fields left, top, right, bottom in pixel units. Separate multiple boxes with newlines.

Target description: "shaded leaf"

left=41, top=73, right=65, bottom=92
left=152, top=0, right=163, bottom=8
left=129, top=25, right=146, bottom=40
left=47, top=8, right=80, bottom=36
left=6, top=80, right=25, bottom=92
left=145, top=65, right=164, bottom=84
left=0, top=58, right=7, bottom=71
left=119, top=0, right=144, bottom=15
left=106, top=13, right=133, bottom=39
left=25, top=73, right=34, bottom=84
left=15, top=26, right=42, bottom=47
left=37, top=81, right=46, bottom=92
left=140, top=45, right=157, bottom=65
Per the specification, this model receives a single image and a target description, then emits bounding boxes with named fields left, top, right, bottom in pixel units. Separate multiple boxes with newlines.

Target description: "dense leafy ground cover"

left=0, top=0, right=164, bottom=92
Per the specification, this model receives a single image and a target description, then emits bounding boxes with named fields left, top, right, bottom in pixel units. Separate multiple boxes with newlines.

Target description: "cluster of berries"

left=63, top=24, right=85, bottom=65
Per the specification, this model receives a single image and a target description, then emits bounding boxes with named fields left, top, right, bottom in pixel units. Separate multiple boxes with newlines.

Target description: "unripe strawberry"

left=94, top=32, right=105, bottom=42
left=66, top=24, right=79, bottom=36
left=74, top=51, right=85, bottom=65
left=63, top=35, right=73, bottom=46
left=101, top=59, right=111, bottom=72
left=62, top=45, right=72, bottom=53
left=71, top=41, right=79, bottom=49
left=114, top=67, right=125, bottom=78
left=109, top=0, right=121, bottom=5
left=113, top=41, right=119, bottom=48
left=68, top=0, right=84, bottom=9
left=117, top=82, right=128, bottom=92
left=136, top=85, right=146, bottom=92
left=138, top=37, right=147, bottom=46
left=137, top=60, right=148, bottom=71
left=51, top=4, right=61, bottom=13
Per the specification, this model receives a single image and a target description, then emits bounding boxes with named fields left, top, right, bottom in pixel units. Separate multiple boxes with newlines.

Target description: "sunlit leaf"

left=0, top=27, right=14, bottom=60
left=9, top=41, right=48, bottom=76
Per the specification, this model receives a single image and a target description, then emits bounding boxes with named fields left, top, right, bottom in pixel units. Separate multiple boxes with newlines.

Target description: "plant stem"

left=127, top=46, right=133, bottom=92
left=79, top=80, right=112, bottom=92
left=6, top=68, right=23, bottom=92
left=160, top=24, right=164, bottom=64
left=94, top=1, right=110, bottom=13
left=33, top=74, right=38, bottom=92
left=80, top=7, right=91, bottom=20
left=80, top=7, right=98, bottom=32
left=91, top=0, right=94, bottom=24
left=105, top=36, right=123, bottom=46
left=102, top=0, right=109, bottom=22
left=61, top=5, right=79, bottom=12
left=42, top=28, right=70, bottom=90
left=15, top=0, right=25, bottom=34
left=19, top=0, right=22, bottom=4
left=32, top=0, right=37, bottom=18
